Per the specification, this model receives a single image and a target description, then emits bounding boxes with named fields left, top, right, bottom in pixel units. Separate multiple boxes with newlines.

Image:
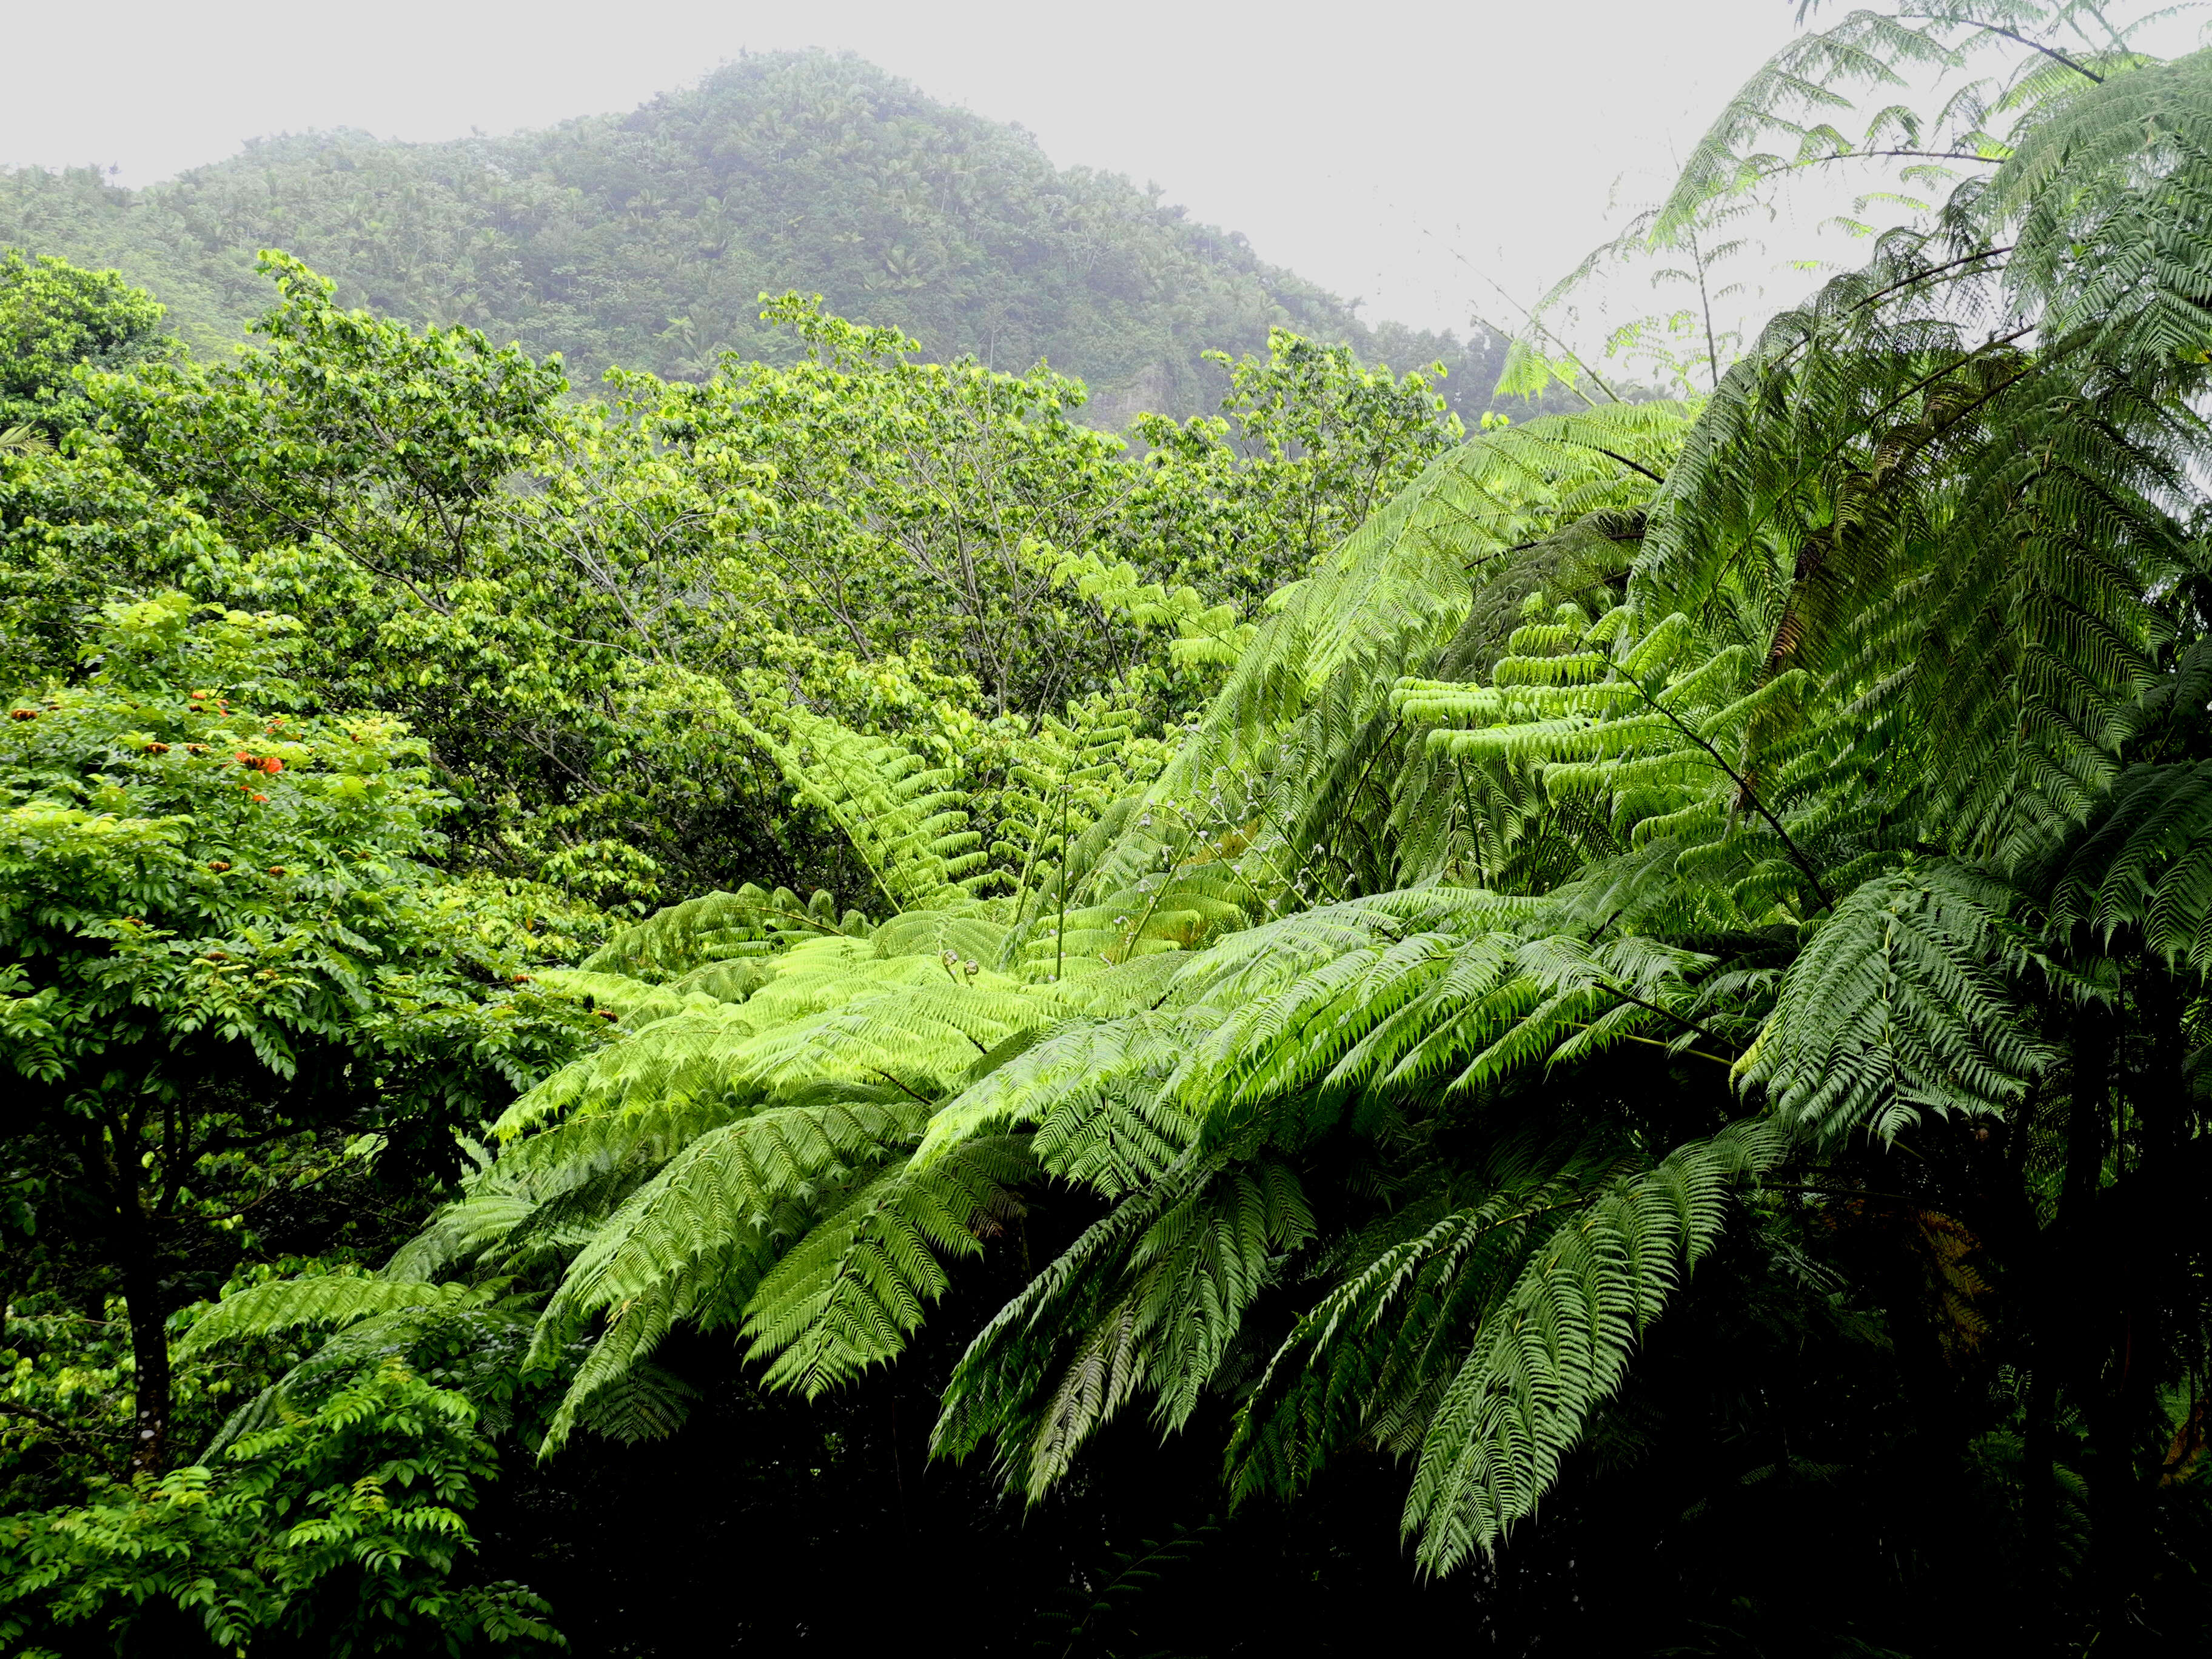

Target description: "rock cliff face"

left=0, top=52, right=1506, bottom=420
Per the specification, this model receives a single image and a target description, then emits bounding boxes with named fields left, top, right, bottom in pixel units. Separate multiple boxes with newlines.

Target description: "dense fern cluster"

left=173, top=7, right=2212, bottom=1646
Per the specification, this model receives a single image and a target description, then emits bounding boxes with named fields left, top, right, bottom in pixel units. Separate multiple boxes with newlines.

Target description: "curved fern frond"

left=932, top=1151, right=1312, bottom=1501
left=492, top=1002, right=760, bottom=1139
left=914, top=1011, right=1205, bottom=1190
left=2048, top=760, right=2212, bottom=970
left=729, top=977, right=1045, bottom=1093
left=532, top=1091, right=928, bottom=1446
left=1743, top=861, right=2058, bottom=1142
left=571, top=1360, right=702, bottom=1446
left=1395, top=1119, right=1783, bottom=1569
left=1181, top=927, right=1716, bottom=1142
left=179, top=1275, right=488, bottom=1357
left=745, top=704, right=987, bottom=910
left=743, top=1134, right=1034, bottom=1397
left=583, top=883, right=862, bottom=979
left=1228, top=1119, right=1785, bottom=1570
left=1996, top=46, right=2212, bottom=365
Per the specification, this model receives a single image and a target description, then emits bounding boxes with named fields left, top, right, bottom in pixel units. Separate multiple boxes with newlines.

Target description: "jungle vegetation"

left=5, top=4, right=2212, bottom=1654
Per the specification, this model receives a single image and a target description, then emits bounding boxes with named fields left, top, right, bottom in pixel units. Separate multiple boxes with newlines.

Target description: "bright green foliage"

left=1, top=253, right=1462, bottom=912
left=1122, top=329, right=1467, bottom=611
left=176, top=1277, right=495, bottom=1361
left=0, top=595, right=583, bottom=1093
left=964, top=693, right=1171, bottom=912
left=635, top=295, right=1150, bottom=718
left=1743, top=862, right=2062, bottom=1141
left=0, top=593, right=598, bottom=1475
left=179, top=14, right=2208, bottom=1609
left=740, top=703, right=987, bottom=909
left=0, top=252, right=175, bottom=441
left=0, top=1360, right=559, bottom=1655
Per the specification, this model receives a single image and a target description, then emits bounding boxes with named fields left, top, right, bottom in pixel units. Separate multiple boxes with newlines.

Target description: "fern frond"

left=532, top=1093, right=928, bottom=1445
left=915, top=1011, right=1203, bottom=1184
left=583, top=883, right=860, bottom=979
left=179, top=1275, right=488, bottom=1356
left=1743, top=861, right=2057, bottom=1142
left=2048, top=760, right=2212, bottom=970
left=1996, top=46, right=2212, bottom=365
left=933, top=1152, right=1312, bottom=1500
left=572, top=1360, right=701, bottom=1445
left=1228, top=1121, right=1784, bottom=1569
left=745, top=705, right=985, bottom=910
left=743, top=1134, right=1034, bottom=1396
left=1394, top=1119, right=1783, bottom=1569
left=492, top=1002, right=759, bottom=1138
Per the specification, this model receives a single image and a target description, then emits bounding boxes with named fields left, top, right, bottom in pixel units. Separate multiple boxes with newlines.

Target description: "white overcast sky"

left=5, top=1, right=2207, bottom=342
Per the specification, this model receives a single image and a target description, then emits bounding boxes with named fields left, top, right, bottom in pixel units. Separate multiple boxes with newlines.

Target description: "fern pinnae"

left=178, top=1276, right=491, bottom=1358
left=1393, top=1122, right=1785, bottom=1569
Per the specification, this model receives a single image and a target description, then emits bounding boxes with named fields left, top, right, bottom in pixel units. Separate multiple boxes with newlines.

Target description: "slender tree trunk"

left=122, top=1249, right=172, bottom=1476
left=93, top=1099, right=177, bottom=1479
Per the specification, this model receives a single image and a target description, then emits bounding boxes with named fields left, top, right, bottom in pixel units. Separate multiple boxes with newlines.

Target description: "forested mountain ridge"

left=0, top=50, right=1502, bottom=417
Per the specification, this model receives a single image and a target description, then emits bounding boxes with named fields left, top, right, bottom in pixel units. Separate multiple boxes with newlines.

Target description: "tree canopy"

left=0, top=250, right=173, bottom=443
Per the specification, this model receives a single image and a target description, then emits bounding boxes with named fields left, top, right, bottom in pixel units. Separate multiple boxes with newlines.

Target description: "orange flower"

left=263, top=758, right=283, bottom=774
left=252, top=793, right=269, bottom=804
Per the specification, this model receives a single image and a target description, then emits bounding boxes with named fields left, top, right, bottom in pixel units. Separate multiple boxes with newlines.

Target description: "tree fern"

left=1085, top=405, right=1690, bottom=917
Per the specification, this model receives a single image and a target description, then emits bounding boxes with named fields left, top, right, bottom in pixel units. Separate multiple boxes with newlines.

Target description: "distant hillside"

left=0, top=51, right=1505, bottom=420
